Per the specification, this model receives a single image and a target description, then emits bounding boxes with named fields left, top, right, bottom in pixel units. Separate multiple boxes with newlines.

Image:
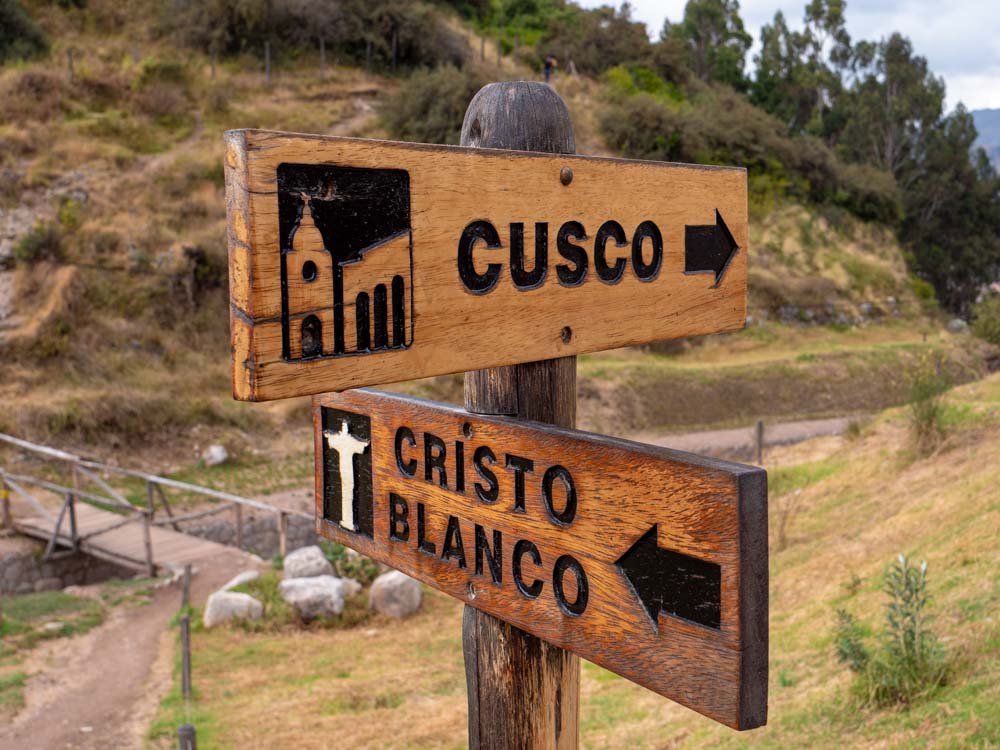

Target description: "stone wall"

left=0, top=537, right=134, bottom=595
left=186, top=514, right=316, bottom=559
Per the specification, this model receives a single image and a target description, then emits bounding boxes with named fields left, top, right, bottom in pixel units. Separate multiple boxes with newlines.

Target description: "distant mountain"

left=972, top=109, right=1000, bottom=168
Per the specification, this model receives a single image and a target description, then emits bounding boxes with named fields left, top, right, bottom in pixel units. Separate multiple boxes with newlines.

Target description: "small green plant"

left=908, top=353, right=950, bottom=455
left=834, top=555, right=948, bottom=707
left=320, top=541, right=379, bottom=585
left=970, top=294, right=1000, bottom=345
left=13, top=219, right=62, bottom=264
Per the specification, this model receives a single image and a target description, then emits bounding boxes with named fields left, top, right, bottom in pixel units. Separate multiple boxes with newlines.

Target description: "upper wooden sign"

left=225, top=130, right=748, bottom=401
left=313, top=389, right=767, bottom=730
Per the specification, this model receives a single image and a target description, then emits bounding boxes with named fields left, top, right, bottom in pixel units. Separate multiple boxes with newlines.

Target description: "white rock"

left=202, top=444, right=229, bottom=466
left=203, top=591, right=263, bottom=628
left=341, top=577, right=363, bottom=598
left=220, top=570, right=260, bottom=591
left=279, top=575, right=345, bottom=621
left=283, top=545, right=334, bottom=578
left=947, top=318, right=968, bottom=333
left=43, top=621, right=66, bottom=632
left=369, top=571, right=422, bottom=619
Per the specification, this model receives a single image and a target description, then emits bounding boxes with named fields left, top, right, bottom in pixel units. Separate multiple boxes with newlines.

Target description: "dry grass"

left=145, top=374, right=1000, bottom=749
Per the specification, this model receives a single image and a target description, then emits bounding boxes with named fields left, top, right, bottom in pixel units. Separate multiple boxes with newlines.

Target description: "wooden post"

left=278, top=511, right=288, bottom=558
left=180, top=614, right=192, bottom=699
left=178, top=724, right=197, bottom=750
left=460, top=81, right=580, bottom=750
left=234, top=503, right=244, bottom=549
left=142, top=511, right=155, bottom=577
left=1, top=479, right=11, bottom=530
left=44, top=496, right=71, bottom=560
left=265, top=41, right=271, bottom=88
left=182, top=563, right=192, bottom=610
left=146, top=480, right=156, bottom=519
left=365, top=38, right=372, bottom=74
left=480, top=35, right=485, bottom=62
left=68, top=494, right=78, bottom=553
left=66, top=48, right=74, bottom=83
left=756, top=419, right=765, bottom=465
left=391, top=28, right=398, bottom=72
left=319, top=37, right=326, bottom=81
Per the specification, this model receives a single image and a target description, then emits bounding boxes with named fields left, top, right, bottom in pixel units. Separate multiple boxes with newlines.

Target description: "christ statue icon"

left=323, top=420, right=370, bottom=531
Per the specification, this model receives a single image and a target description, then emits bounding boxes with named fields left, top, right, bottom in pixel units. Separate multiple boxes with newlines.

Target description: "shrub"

left=970, top=294, right=1000, bottom=345
left=14, top=219, right=62, bottom=264
left=834, top=555, right=948, bottom=706
left=908, top=353, right=950, bottom=455
left=320, top=541, right=379, bottom=585
left=380, top=64, right=491, bottom=145
left=0, top=0, right=49, bottom=63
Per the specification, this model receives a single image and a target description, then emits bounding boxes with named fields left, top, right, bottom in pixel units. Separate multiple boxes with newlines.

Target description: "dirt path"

left=630, top=416, right=853, bottom=461
left=0, top=547, right=260, bottom=750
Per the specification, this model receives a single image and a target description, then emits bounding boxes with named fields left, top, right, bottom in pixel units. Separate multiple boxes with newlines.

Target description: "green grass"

left=0, top=672, right=27, bottom=719
left=770, top=457, right=847, bottom=496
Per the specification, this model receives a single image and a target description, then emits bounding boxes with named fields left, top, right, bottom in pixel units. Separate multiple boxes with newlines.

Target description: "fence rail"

left=0, top=432, right=310, bottom=568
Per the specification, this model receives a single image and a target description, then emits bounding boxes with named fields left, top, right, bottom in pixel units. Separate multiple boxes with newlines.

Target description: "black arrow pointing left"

left=616, top=524, right=721, bottom=632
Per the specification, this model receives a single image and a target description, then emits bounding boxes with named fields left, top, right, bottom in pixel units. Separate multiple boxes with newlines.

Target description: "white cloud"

left=581, top=0, right=1000, bottom=110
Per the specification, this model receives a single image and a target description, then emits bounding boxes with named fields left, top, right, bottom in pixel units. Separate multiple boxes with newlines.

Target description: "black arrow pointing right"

left=616, top=524, right=721, bottom=632
left=684, top=209, right=739, bottom=287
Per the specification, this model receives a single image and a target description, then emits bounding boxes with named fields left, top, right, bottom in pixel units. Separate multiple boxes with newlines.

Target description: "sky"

left=577, top=0, right=1000, bottom=111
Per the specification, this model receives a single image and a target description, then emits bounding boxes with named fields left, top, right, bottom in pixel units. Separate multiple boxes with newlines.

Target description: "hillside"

left=2, top=0, right=994, bottom=467
left=972, top=108, right=1000, bottom=168
left=145, top=372, right=1000, bottom=748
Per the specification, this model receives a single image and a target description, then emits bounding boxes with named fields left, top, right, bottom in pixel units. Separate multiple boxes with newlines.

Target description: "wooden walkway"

left=14, top=503, right=233, bottom=575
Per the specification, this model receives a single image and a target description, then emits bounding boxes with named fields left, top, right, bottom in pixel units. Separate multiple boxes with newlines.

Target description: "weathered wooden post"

left=180, top=614, right=192, bottom=699
left=391, top=28, right=398, bottom=72
left=234, top=502, right=244, bottom=549
left=756, top=419, right=765, bottom=464
left=141, top=510, right=155, bottom=576
left=278, top=511, right=288, bottom=558
left=460, top=81, right=579, bottom=750
left=181, top=563, right=192, bottom=610
left=66, top=48, right=75, bottom=83
left=178, top=723, right=197, bottom=750
left=1, top=478, right=11, bottom=530
left=365, top=38, right=372, bottom=74
left=265, top=41, right=272, bottom=89
left=319, top=37, right=326, bottom=81
left=68, top=493, right=78, bottom=553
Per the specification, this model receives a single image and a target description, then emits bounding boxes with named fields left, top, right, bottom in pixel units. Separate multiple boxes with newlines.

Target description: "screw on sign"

left=224, top=81, right=767, bottom=747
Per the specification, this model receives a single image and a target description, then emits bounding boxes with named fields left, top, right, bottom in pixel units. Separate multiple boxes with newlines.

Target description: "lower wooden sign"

left=313, top=390, right=768, bottom=730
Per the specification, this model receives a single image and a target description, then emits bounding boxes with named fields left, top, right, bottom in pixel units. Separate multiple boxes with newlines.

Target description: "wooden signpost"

left=313, top=389, right=767, bottom=729
left=224, top=125, right=748, bottom=402
left=224, top=80, right=767, bottom=747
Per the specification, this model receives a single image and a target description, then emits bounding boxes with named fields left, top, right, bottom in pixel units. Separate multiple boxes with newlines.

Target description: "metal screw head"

left=560, top=167, right=573, bottom=186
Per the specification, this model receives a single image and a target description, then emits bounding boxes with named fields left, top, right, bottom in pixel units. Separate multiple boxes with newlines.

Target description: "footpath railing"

left=0, top=432, right=311, bottom=573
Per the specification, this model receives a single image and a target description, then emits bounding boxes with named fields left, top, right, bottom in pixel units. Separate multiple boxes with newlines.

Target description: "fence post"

left=756, top=419, right=765, bottom=464
left=1, top=479, right=11, bottom=530
left=68, top=493, right=78, bottom=553
left=234, top=503, right=244, bottom=550
left=182, top=563, right=192, bottom=610
left=278, top=511, right=288, bottom=558
left=319, top=37, right=326, bottom=81
left=391, top=28, right=398, bottom=72
left=146, top=480, right=156, bottom=519
left=66, top=48, right=75, bottom=82
left=265, top=41, right=271, bottom=88
left=365, top=38, right=372, bottom=74
left=180, top=614, right=192, bottom=699
left=460, top=81, right=580, bottom=750
left=142, top=510, right=155, bottom=577
left=178, top=723, right=197, bottom=750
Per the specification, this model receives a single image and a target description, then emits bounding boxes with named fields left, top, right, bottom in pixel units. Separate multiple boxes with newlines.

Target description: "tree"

left=0, top=0, right=49, bottom=63
left=837, top=33, right=944, bottom=181
left=667, top=0, right=751, bottom=90
left=901, top=107, right=1000, bottom=313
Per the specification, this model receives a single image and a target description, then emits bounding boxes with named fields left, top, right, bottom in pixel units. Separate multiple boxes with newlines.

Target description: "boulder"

left=341, top=577, right=363, bottom=598
left=369, top=571, right=422, bottom=619
left=202, top=444, right=229, bottom=467
left=203, top=591, right=263, bottom=628
left=947, top=318, right=968, bottom=333
left=220, top=570, right=260, bottom=591
left=283, top=545, right=334, bottom=578
left=279, top=576, right=345, bottom=621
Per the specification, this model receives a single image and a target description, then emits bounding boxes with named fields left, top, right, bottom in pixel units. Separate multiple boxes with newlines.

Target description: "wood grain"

left=461, top=80, right=579, bottom=750
left=225, top=129, right=748, bottom=401
left=312, top=389, right=768, bottom=730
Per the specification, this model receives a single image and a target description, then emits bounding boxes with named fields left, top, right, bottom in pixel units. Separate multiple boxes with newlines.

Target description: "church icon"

left=276, top=163, right=413, bottom=361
